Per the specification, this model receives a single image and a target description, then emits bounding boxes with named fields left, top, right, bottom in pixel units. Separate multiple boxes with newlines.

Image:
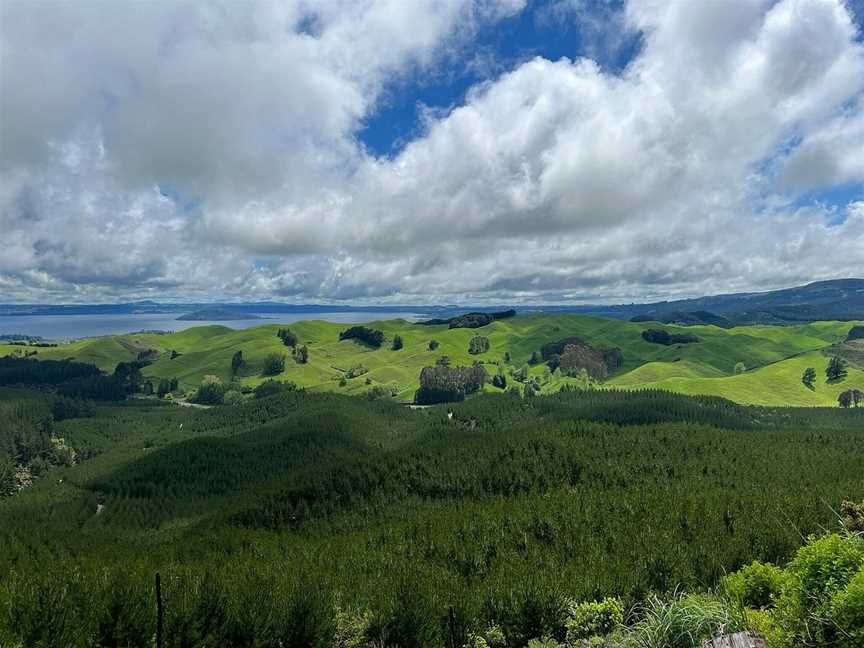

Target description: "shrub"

left=428, top=340, right=439, bottom=351
left=829, top=566, right=864, bottom=646
left=333, top=607, right=370, bottom=648
left=261, top=353, right=286, bottom=376
left=722, top=561, right=785, bottom=609
left=775, top=533, right=864, bottom=646
left=627, top=594, right=743, bottom=648
left=564, top=597, right=624, bottom=642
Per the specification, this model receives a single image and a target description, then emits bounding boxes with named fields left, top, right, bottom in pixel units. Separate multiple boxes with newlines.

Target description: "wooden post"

left=155, top=572, right=164, bottom=648
left=448, top=605, right=457, bottom=648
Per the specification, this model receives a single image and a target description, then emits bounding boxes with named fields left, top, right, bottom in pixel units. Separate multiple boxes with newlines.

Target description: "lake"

left=0, top=312, right=424, bottom=340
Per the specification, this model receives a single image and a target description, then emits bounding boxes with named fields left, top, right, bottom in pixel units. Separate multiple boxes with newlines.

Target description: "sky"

left=1, top=0, right=863, bottom=305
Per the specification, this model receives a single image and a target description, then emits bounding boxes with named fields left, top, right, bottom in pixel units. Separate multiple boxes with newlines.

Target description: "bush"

left=261, top=353, right=286, bottom=376
left=722, top=561, right=785, bottom=609
left=564, top=597, right=624, bottom=641
left=829, top=566, right=864, bottom=646
left=627, top=594, right=743, bottom=648
left=775, top=533, right=864, bottom=646
left=333, top=607, right=370, bottom=648
left=428, top=340, right=439, bottom=351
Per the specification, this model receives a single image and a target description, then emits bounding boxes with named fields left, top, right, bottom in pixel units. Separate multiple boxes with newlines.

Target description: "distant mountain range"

left=1, top=278, right=862, bottom=325
left=569, top=278, right=864, bottom=325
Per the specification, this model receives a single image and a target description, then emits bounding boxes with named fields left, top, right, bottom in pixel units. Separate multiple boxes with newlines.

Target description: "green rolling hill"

left=3, top=314, right=863, bottom=406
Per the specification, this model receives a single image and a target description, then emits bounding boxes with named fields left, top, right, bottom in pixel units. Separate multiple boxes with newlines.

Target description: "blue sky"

left=359, top=0, right=643, bottom=157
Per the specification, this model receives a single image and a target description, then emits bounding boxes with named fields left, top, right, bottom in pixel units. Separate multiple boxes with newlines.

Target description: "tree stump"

left=703, top=631, right=766, bottom=648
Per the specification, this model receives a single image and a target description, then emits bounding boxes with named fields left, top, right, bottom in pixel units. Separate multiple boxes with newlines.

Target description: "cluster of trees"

left=345, top=364, right=368, bottom=379
left=414, top=363, right=487, bottom=404
left=156, top=378, right=179, bottom=398
left=838, top=389, right=863, bottom=408
left=339, top=326, right=384, bottom=348
left=537, top=337, right=622, bottom=380
left=0, top=356, right=100, bottom=386
left=253, top=379, right=299, bottom=399
left=1, top=402, right=78, bottom=496
left=2, top=386, right=863, bottom=645
left=261, top=353, right=285, bottom=376
left=641, top=329, right=700, bottom=345
left=293, top=345, right=309, bottom=364
left=468, top=335, right=490, bottom=354
left=277, top=328, right=297, bottom=347
left=419, top=309, right=516, bottom=329
left=846, top=325, right=864, bottom=341
left=826, top=356, right=848, bottom=381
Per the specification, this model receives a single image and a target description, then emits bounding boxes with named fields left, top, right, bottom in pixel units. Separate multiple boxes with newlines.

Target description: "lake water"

left=0, top=312, right=424, bottom=340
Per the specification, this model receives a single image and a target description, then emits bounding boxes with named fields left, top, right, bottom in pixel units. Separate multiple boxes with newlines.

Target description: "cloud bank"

left=1, top=0, right=863, bottom=303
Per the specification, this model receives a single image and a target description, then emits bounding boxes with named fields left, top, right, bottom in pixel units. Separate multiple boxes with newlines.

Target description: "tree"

left=339, top=326, right=384, bottom=348
left=839, top=388, right=864, bottom=408
left=468, top=335, right=490, bottom=355
left=193, top=378, right=226, bottom=405
left=838, top=390, right=853, bottom=408
left=826, top=356, right=848, bottom=381
left=801, top=367, right=816, bottom=388
left=231, top=350, right=244, bottom=376
left=436, top=356, right=450, bottom=367
left=529, top=351, right=541, bottom=365
left=391, top=335, right=404, bottom=351
left=503, top=351, right=511, bottom=363
left=261, top=353, right=285, bottom=376
left=734, top=362, right=746, bottom=375
left=428, top=340, right=439, bottom=351
left=294, top=345, right=309, bottom=364
left=279, top=328, right=297, bottom=347
left=157, top=378, right=172, bottom=398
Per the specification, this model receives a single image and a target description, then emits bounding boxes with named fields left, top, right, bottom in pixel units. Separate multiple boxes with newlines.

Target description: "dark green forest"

left=1, top=380, right=863, bottom=646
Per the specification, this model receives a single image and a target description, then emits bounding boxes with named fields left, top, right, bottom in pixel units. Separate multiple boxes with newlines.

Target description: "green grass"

left=4, top=315, right=862, bottom=406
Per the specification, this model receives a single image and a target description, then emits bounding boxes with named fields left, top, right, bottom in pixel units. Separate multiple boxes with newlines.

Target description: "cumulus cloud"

left=0, top=0, right=862, bottom=303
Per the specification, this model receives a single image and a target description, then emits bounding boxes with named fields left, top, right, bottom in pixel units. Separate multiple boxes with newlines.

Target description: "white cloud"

left=0, top=0, right=862, bottom=304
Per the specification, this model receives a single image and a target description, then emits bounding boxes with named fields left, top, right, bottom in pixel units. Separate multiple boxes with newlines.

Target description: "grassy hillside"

left=3, top=314, right=862, bottom=406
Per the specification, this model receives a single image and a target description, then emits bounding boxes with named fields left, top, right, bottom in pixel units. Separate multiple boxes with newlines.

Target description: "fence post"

left=448, top=605, right=457, bottom=648
left=155, top=572, right=164, bottom=648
